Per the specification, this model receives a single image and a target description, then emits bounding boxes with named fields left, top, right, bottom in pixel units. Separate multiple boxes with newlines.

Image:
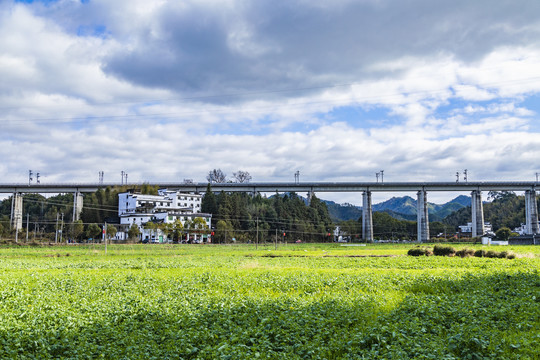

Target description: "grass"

left=0, top=243, right=538, bottom=359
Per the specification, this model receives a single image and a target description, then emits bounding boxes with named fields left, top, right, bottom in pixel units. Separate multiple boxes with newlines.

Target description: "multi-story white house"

left=117, top=189, right=211, bottom=243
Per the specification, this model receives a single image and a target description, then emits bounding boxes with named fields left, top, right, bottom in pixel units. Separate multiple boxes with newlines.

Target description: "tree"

left=86, top=223, right=102, bottom=240
left=207, top=169, right=227, bottom=183
left=106, top=225, right=117, bottom=240
left=233, top=170, right=252, bottom=183
left=201, top=183, right=218, bottom=216
left=215, top=220, right=233, bottom=243
left=171, top=219, right=184, bottom=242
left=128, top=223, right=140, bottom=241
left=192, top=217, right=210, bottom=233
left=496, top=227, right=512, bottom=241
left=70, top=220, right=84, bottom=242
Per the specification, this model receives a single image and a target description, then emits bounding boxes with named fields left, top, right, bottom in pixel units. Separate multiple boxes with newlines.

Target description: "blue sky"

left=1, top=0, right=540, bottom=205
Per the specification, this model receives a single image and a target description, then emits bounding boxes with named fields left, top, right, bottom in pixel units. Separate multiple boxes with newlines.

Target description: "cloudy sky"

left=2, top=0, right=540, bottom=204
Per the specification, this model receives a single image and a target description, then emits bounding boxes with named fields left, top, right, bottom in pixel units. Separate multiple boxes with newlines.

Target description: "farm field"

left=0, top=243, right=538, bottom=359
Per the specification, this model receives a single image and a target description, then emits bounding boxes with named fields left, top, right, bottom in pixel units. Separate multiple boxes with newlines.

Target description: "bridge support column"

left=417, top=190, right=429, bottom=242
left=72, top=192, right=83, bottom=221
left=10, top=193, right=23, bottom=231
left=307, top=191, right=314, bottom=206
left=471, top=191, right=485, bottom=237
left=362, top=191, right=373, bottom=242
left=525, top=190, right=539, bottom=234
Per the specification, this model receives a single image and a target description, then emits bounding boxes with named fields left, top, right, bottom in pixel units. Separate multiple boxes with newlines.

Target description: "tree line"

left=201, top=184, right=334, bottom=243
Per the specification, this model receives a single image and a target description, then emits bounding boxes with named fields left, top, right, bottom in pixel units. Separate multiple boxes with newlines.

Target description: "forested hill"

left=443, top=191, right=526, bottom=231
left=202, top=186, right=334, bottom=242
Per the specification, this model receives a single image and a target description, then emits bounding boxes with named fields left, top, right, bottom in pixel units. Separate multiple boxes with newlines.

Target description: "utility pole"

left=55, top=213, right=59, bottom=243
left=121, top=171, right=125, bottom=185
left=36, top=173, right=40, bottom=184
left=60, top=213, right=64, bottom=243
left=536, top=172, right=539, bottom=182
left=456, top=172, right=460, bottom=183
left=294, top=171, right=300, bottom=184
left=376, top=172, right=380, bottom=183
left=29, top=170, right=33, bottom=185
left=103, top=222, right=107, bottom=255
left=26, top=214, right=29, bottom=242
left=464, top=169, right=468, bottom=183
left=380, top=170, right=384, bottom=183
left=275, top=228, right=277, bottom=250
left=256, top=217, right=259, bottom=250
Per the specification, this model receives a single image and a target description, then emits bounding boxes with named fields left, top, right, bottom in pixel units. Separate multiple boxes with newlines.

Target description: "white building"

left=458, top=222, right=493, bottom=236
left=118, top=189, right=211, bottom=243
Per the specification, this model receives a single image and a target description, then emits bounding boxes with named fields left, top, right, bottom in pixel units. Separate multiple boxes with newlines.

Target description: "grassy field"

left=0, top=243, right=538, bottom=359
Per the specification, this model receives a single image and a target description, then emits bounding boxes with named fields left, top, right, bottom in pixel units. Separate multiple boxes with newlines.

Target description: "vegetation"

left=444, top=191, right=530, bottom=232
left=202, top=187, right=334, bottom=243
left=0, top=243, right=537, bottom=359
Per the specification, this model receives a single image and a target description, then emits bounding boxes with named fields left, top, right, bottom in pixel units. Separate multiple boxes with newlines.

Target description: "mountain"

left=323, top=195, right=471, bottom=222
left=373, top=196, right=417, bottom=215
left=324, top=200, right=362, bottom=222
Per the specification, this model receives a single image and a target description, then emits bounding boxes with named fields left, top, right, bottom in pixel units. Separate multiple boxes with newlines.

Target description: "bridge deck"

left=0, top=181, right=537, bottom=193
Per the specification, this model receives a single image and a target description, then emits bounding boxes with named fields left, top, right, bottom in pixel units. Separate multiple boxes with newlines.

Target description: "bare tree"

left=233, top=170, right=252, bottom=183
left=207, top=169, right=227, bottom=183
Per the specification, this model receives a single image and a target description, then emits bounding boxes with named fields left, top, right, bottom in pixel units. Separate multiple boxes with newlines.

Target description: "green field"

left=0, top=243, right=538, bottom=359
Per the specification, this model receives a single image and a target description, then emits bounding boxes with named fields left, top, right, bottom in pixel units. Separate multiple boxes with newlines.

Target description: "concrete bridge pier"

left=307, top=191, right=314, bottom=206
left=525, top=190, right=539, bottom=234
left=471, top=190, right=485, bottom=237
left=417, top=190, right=429, bottom=242
left=362, top=191, right=373, bottom=242
left=10, top=193, right=23, bottom=231
left=72, top=192, right=83, bottom=221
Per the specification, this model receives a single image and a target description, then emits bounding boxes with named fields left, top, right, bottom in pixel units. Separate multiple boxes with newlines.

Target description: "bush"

left=407, top=247, right=433, bottom=256
left=485, top=250, right=500, bottom=258
left=474, top=249, right=486, bottom=257
left=455, top=248, right=475, bottom=258
left=433, top=245, right=456, bottom=256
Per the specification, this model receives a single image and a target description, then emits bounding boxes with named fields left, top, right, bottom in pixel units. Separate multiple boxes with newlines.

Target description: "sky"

left=2, top=0, right=540, bottom=205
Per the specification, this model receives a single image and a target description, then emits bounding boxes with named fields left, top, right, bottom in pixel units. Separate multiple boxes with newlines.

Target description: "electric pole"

left=60, top=213, right=64, bottom=243
left=55, top=213, right=59, bottom=243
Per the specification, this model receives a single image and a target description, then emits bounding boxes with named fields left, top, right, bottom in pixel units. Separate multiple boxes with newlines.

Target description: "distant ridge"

left=323, top=195, right=471, bottom=222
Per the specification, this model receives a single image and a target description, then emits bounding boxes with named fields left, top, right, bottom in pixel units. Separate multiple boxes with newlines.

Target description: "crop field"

left=0, top=243, right=538, bottom=359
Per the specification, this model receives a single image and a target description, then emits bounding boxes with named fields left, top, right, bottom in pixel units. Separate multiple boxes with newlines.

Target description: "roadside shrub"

left=407, top=247, right=433, bottom=256
left=455, top=248, right=475, bottom=258
left=485, top=250, right=500, bottom=258
left=474, top=249, right=486, bottom=257
left=433, top=245, right=456, bottom=256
